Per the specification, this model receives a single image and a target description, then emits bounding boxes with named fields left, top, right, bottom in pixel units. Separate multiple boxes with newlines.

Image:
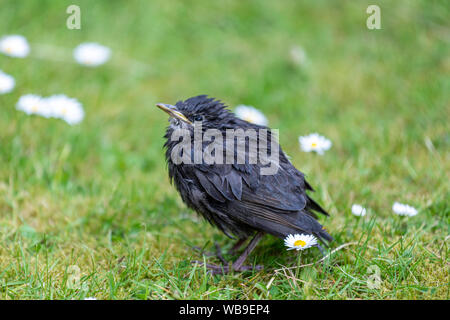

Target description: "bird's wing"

left=190, top=159, right=332, bottom=243
left=193, top=162, right=306, bottom=211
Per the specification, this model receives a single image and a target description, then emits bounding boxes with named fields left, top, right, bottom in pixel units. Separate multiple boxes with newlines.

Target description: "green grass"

left=0, top=0, right=448, bottom=300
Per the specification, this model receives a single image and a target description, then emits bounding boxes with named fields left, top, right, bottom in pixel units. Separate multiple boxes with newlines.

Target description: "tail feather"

left=283, top=211, right=333, bottom=246
left=307, top=195, right=329, bottom=216
left=313, top=228, right=333, bottom=245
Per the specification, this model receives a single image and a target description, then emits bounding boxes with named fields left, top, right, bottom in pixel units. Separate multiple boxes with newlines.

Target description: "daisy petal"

left=235, top=105, right=268, bottom=126
left=0, top=70, right=15, bottom=94
left=284, top=233, right=318, bottom=251
left=73, top=42, right=111, bottom=67
left=299, top=133, right=332, bottom=155
left=0, top=35, right=30, bottom=58
left=351, top=204, right=367, bottom=217
left=392, top=202, right=418, bottom=217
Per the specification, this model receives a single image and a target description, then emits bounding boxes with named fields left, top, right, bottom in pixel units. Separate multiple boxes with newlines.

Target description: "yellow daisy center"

left=311, top=142, right=317, bottom=147
left=61, top=107, right=67, bottom=115
left=294, top=240, right=306, bottom=247
left=31, top=105, right=38, bottom=112
left=6, top=47, right=12, bottom=53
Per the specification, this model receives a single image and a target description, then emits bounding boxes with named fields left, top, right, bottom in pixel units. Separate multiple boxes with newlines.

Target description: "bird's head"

left=156, top=95, right=234, bottom=132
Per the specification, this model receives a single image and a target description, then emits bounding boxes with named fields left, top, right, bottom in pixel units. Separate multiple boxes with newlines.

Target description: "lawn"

left=0, top=0, right=448, bottom=299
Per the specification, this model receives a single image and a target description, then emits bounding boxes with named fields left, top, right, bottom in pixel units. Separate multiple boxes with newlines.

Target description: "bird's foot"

left=191, top=233, right=264, bottom=275
left=191, top=260, right=263, bottom=275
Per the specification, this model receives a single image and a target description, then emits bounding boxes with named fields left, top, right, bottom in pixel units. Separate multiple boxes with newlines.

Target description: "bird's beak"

left=156, top=103, right=192, bottom=125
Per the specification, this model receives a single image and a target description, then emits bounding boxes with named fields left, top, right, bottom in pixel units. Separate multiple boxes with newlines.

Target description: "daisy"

left=73, top=42, right=111, bottom=67
left=46, top=94, right=84, bottom=125
left=235, top=105, right=268, bottom=126
left=284, top=233, right=318, bottom=251
left=290, top=45, right=307, bottom=66
left=392, top=202, right=418, bottom=217
left=83, top=297, right=97, bottom=300
left=299, top=133, right=332, bottom=155
left=0, top=70, right=15, bottom=94
left=351, top=204, right=367, bottom=217
left=16, top=94, right=52, bottom=117
left=0, top=35, right=30, bottom=58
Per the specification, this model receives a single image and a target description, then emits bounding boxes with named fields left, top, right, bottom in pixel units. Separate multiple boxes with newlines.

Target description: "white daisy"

left=392, top=202, right=418, bottom=217
left=46, top=94, right=84, bottom=125
left=235, top=105, right=268, bottom=126
left=299, top=133, right=332, bottom=155
left=0, top=70, right=15, bottom=94
left=73, top=42, right=111, bottom=67
left=84, top=297, right=97, bottom=300
left=16, top=94, right=52, bottom=117
left=0, top=35, right=30, bottom=58
left=284, top=233, right=318, bottom=251
left=351, top=204, right=367, bottom=217
left=290, top=45, right=307, bottom=66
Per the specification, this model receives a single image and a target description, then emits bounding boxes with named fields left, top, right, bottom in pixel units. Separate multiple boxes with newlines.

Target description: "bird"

left=156, top=95, right=332, bottom=274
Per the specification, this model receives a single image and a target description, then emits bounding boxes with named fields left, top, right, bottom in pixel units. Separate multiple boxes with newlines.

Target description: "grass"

left=0, top=0, right=448, bottom=300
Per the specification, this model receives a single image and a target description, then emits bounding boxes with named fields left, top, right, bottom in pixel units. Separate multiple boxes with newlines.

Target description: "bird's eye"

left=194, top=115, right=203, bottom=122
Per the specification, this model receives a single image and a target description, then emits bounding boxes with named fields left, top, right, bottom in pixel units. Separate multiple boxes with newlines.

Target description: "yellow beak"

left=156, top=103, right=192, bottom=125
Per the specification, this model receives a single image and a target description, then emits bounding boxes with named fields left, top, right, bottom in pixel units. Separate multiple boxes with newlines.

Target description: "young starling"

left=157, top=95, right=332, bottom=274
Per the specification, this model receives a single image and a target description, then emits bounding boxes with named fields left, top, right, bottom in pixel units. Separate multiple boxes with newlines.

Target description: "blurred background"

left=0, top=0, right=448, bottom=299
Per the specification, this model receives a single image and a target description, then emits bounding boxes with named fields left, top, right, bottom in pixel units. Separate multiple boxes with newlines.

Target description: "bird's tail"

left=313, top=227, right=333, bottom=245
left=276, top=210, right=333, bottom=246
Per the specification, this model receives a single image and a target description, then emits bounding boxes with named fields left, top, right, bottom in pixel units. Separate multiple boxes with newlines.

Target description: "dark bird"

left=157, top=95, right=332, bottom=274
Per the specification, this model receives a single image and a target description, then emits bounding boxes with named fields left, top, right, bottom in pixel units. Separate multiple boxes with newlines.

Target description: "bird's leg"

left=227, top=237, right=248, bottom=255
left=192, top=232, right=264, bottom=274
left=231, top=232, right=264, bottom=272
